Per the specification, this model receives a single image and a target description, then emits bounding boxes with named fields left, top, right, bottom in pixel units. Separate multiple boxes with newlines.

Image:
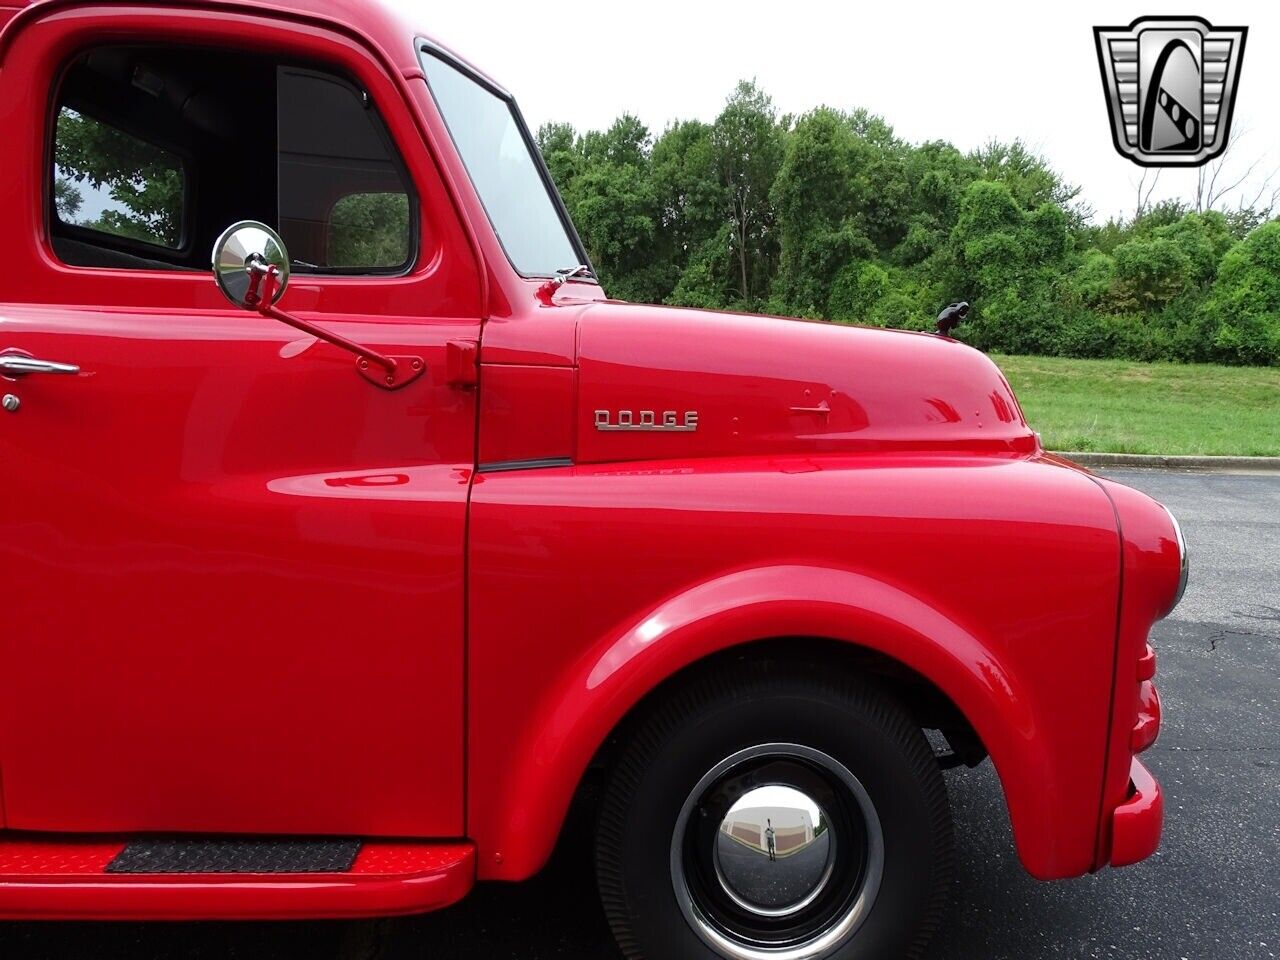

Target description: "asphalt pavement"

left=1, top=469, right=1277, bottom=959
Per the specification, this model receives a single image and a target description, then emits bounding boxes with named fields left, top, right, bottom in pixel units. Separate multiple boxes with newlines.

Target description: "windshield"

left=419, top=47, right=582, bottom=277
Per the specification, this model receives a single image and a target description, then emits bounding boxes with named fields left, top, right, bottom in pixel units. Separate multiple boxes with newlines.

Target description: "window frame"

left=48, top=97, right=196, bottom=260
left=417, top=38, right=595, bottom=282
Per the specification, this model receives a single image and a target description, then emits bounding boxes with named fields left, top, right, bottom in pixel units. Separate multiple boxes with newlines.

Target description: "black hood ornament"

left=935, top=301, right=970, bottom=337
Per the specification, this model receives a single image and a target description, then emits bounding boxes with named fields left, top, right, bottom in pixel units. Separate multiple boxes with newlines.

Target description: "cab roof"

left=3, top=0, right=495, bottom=88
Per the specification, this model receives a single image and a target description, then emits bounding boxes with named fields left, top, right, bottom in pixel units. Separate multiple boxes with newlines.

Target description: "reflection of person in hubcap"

left=765, top=819, right=777, bottom=862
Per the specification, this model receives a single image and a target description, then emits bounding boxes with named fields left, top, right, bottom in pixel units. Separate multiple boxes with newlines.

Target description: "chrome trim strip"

left=476, top=457, right=573, bottom=474
left=1164, top=506, right=1189, bottom=616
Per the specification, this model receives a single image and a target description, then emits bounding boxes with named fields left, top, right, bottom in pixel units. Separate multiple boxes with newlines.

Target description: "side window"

left=328, top=193, right=411, bottom=268
left=277, top=67, right=414, bottom=273
left=53, top=107, right=186, bottom=249
left=48, top=48, right=415, bottom=275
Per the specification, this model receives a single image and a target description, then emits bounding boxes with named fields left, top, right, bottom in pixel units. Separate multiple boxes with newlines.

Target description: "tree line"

left=538, top=81, right=1280, bottom=366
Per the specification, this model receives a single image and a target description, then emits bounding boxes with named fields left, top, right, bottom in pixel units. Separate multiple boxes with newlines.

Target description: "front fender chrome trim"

left=1162, top=505, right=1189, bottom=617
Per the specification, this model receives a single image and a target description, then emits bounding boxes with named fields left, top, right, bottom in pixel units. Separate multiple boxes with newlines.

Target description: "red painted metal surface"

left=0, top=5, right=481, bottom=838
left=1131, top=681, right=1162, bottom=753
left=0, top=837, right=475, bottom=919
left=445, top=339, right=479, bottom=389
left=0, top=0, right=1183, bottom=923
left=1110, top=758, right=1163, bottom=868
left=468, top=453, right=1125, bottom=882
left=478, top=364, right=575, bottom=467
left=0, top=838, right=122, bottom=876
left=575, top=302, right=1034, bottom=464
left=1089, top=476, right=1181, bottom=868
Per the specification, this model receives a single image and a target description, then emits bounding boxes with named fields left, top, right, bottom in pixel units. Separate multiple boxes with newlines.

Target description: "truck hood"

left=575, top=302, right=1037, bottom=464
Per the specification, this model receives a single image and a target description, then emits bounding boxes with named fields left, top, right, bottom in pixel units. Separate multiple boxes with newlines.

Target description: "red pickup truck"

left=0, top=2, right=1185, bottom=958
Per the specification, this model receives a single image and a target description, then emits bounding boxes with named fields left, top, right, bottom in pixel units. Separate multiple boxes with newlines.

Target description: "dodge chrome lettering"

left=594, top=409, right=699, bottom=431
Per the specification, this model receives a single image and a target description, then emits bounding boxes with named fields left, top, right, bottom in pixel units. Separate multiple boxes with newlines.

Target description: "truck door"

left=0, top=11, right=480, bottom=837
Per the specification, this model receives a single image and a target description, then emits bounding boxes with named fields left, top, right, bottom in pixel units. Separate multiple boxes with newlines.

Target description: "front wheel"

left=596, top=662, right=953, bottom=960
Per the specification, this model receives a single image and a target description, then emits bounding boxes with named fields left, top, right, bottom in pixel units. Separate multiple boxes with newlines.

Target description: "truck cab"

left=0, top=3, right=1183, bottom=958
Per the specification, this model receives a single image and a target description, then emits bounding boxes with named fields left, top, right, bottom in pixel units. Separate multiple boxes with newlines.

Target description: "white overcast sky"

left=397, top=1, right=1279, bottom=224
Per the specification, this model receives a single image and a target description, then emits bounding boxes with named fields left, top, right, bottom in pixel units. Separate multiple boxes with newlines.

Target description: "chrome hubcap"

left=671, top=744, right=884, bottom=960
left=714, top=785, right=835, bottom=918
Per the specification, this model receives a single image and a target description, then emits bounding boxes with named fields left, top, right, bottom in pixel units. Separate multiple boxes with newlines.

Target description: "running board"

left=0, top=835, right=474, bottom=920
left=107, top=837, right=364, bottom=874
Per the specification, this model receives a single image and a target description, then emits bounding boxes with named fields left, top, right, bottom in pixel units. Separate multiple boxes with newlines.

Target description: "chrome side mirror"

left=212, top=221, right=291, bottom=310
left=209, top=220, right=426, bottom=390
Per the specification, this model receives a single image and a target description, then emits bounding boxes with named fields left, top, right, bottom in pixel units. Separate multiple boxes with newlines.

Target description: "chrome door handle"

left=0, top=355, right=80, bottom=377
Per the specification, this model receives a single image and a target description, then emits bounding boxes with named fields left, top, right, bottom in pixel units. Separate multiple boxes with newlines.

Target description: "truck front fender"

left=472, top=564, right=1062, bottom=882
left=468, top=455, right=1120, bottom=884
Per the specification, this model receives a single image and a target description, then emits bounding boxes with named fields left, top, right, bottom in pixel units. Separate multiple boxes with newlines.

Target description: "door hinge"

left=446, top=339, right=479, bottom=389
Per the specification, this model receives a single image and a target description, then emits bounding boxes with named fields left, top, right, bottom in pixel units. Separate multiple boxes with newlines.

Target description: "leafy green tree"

left=948, top=181, right=1072, bottom=353
left=973, top=139, right=1085, bottom=224
left=562, top=115, right=664, bottom=302
left=1154, top=211, right=1234, bottom=288
left=712, top=81, right=783, bottom=306
left=534, top=79, right=1279, bottom=364
left=53, top=178, right=83, bottom=221
left=1201, top=222, right=1280, bottom=364
left=583, top=114, right=650, bottom=168
left=842, top=110, right=911, bottom=249
left=1224, top=207, right=1267, bottom=240
left=1133, top=199, right=1189, bottom=231
left=54, top=109, right=183, bottom=246
left=892, top=141, right=979, bottom=267
left=650, top=120, right=728, bottom=305
left=905, top=141, right=979, bottom=223
left=1111, top=237, right=1193, bottom=309
left=950, top=181, right=1029, bottom=298
left=827, top=260, right=888, bottom=322
left=328, top=193, right=409, bottom=267
left=771, top=108, right=877, bottom=315
left=669, top=225, right=736, bottom=309
left=1069, top=250, right=1116, bottom=307
left=867, top=287, right=927, bottom=330
left=536, top=122, right=582, bottom=196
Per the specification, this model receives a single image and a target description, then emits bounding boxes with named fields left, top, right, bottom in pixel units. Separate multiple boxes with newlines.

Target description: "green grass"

left=993, top=354, right=1280, bottom=457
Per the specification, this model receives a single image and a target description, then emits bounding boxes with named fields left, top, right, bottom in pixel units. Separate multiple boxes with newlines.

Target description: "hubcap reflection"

left=714, top=786, right=834, bottom=918
left=671, top=744, right=883, bottom=960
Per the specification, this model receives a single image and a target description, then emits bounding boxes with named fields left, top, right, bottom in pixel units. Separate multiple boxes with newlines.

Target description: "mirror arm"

left=221, top=246, right=425, bottom=391
left=247, top=262, right=398, bottom=373
left=262, top=303, right=399, bottom=374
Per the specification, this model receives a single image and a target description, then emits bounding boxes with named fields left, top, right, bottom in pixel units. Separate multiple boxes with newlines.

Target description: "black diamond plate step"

left=106, top=838, right=362, bottom=874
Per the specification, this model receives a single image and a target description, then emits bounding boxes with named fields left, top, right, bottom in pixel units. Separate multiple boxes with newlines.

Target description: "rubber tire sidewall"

left=597, top=666, right=951, bottom=960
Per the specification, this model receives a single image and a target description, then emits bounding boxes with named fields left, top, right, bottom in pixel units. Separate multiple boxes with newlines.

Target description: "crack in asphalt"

left=1207, top=625, right=1280, bottom=651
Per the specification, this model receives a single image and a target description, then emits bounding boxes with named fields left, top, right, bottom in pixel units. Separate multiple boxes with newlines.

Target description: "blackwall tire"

left=596, top=661, right=953, bottom=960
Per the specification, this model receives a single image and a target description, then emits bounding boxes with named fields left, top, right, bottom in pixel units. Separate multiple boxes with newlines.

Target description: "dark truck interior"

left=50, top=45, right=414, bottom=275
